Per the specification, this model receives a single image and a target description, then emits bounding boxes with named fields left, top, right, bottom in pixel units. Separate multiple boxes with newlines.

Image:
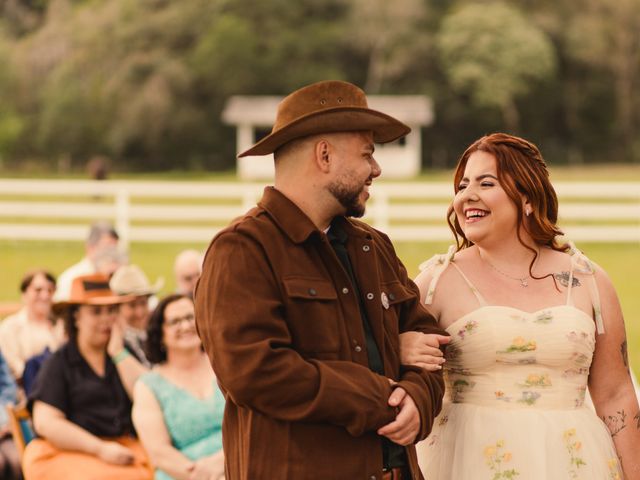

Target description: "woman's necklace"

left=478, top=248, right=539, bottom=288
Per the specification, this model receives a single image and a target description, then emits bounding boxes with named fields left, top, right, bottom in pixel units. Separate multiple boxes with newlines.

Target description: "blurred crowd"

left=0, top=221, right=225, bottom=480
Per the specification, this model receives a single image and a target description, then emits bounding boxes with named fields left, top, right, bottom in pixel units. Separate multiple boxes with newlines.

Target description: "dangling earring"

left=525, top=208, right=532, bottom=217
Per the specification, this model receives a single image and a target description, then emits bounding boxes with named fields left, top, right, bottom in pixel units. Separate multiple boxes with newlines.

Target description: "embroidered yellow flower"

left=484, top=446, right=496, bottom=458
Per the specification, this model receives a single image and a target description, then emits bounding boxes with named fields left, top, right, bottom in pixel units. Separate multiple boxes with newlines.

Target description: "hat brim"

left=238, top=107, right=411, bottom=157
left=52, top=294, right=135, bottom=315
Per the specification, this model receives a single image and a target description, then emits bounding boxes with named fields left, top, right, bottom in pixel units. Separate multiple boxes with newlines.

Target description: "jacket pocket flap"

left=283, top=277, right=337, bottom=300
left=382, top=281, right=414, bottom=305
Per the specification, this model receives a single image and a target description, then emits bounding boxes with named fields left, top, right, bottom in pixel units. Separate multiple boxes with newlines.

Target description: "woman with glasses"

left=132, top=294, right=225, bottom=480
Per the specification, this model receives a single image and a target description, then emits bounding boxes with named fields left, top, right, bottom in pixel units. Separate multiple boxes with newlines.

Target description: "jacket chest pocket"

left=282, top=277, right=340, bottom=355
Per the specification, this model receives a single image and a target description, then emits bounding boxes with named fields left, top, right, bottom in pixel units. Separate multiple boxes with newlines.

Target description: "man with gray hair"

left=54, top=221, right=123, bottom=302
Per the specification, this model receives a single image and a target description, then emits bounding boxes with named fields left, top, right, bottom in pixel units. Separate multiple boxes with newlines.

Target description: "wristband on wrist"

left=112, top=349, right=130, bottom=365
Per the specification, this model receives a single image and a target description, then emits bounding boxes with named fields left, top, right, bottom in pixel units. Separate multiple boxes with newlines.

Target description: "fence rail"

left=0, top=179, right=638, bottom=245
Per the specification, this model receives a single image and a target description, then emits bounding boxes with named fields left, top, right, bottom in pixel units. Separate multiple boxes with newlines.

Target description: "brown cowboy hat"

left=53, top=274, right=134, bottom=314
left=238, top=80, right=411, bottom=157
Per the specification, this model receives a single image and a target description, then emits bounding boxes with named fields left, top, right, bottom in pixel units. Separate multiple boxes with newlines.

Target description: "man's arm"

left=195, top=231, right=396, bottom=437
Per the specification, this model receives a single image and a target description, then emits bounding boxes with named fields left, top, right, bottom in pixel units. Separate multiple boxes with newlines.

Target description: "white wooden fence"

left=0, top=179, right=638, bottom=246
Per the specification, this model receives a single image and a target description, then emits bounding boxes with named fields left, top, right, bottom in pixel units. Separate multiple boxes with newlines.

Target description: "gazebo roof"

left=222, top=95, right=433, bottom=126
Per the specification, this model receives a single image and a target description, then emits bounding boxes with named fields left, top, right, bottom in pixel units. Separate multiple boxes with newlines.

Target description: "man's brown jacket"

left=195, top=187, right=445, bottom=480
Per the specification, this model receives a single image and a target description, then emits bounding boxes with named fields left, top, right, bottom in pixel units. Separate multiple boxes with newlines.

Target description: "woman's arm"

left=132, top=379, right=195, bottom=480
left=588, top=266, right=640, bottom=479
left=32, top=400, right=135, bottom=465
left=107, top=317, right=148, bottom=398
left=400, top=267, right=450, bottom=370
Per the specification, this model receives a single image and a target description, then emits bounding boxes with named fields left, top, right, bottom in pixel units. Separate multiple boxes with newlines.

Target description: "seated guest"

left=0, top=270, right=63, bottom=381
left=132, top=294, right=224, bottom=480
left=173, top=250, right=202, bottom=297
left=0, top=350, right=22, bottom=480
left=54, top=221, right=120, bottom=302
left=110, top=265, right=164, bottom=368
left=22, top=275, right=152, bottom=480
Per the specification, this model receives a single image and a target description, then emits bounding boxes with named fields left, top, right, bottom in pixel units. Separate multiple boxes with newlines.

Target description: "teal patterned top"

left=140, top=371, right=225, bottom=480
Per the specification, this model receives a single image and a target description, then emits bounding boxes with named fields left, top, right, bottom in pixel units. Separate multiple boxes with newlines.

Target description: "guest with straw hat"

left=22, top=274, right=152, bottom=480
left=110, top=265, right=164, bottom=367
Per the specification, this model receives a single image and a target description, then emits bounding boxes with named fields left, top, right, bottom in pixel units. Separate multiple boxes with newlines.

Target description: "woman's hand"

left=97, top=440, right=136, bottom=465
left=400, top=332, right=450, bottom=370
left=189, top=452, right=225, bottom=480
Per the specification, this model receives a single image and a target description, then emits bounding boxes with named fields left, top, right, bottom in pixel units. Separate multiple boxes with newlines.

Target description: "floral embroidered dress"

left=416, top=245, right=623, bottom=480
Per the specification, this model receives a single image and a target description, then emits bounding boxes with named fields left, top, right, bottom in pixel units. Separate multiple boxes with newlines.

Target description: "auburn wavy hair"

left=447, top=133, right=568, bottom=278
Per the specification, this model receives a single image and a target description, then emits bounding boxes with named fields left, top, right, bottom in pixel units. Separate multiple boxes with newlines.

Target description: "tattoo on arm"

left=602, top=410, right=627, bottom=437
left=621, top=339, right=629, bottom=370
left=554, top=272, right=581, bottom=288
left=634, top=411, right=639, bottom=430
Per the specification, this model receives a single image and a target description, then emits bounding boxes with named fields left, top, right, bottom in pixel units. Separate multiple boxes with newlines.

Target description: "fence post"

left=372, top=188, right=390, bottom=232
left=115, top=188, right=131, bottom=250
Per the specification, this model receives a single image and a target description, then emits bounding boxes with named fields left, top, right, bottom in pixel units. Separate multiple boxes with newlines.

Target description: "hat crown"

left=272, top=80, right=368, bottom=133
left=110, top=264, right=161, bottom=296
left=69, top=274, right=117, bottom=302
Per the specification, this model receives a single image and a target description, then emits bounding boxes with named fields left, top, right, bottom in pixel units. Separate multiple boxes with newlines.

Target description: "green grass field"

left=1, top=238, right=638, bottom=372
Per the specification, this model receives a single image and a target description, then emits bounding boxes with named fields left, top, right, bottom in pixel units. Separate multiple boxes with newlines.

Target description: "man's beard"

left=328, top=178, right=366, bottom=218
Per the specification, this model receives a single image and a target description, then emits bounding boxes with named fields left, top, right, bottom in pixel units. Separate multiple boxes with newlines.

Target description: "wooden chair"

left=5, top=404, right=35, bottom=460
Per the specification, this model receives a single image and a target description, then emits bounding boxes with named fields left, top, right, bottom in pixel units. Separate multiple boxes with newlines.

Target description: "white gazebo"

left=222, top=94, right=434, bottom=179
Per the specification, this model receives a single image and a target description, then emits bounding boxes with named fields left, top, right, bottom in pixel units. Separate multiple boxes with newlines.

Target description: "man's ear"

left=314, top=139, right=332, bottom=173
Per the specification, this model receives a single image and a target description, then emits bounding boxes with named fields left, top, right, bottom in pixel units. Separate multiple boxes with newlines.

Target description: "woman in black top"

left=23, top=274, right=152, bottom=480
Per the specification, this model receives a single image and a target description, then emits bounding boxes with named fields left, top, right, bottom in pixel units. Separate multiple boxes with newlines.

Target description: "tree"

left=437, top=2, right=556, bottom=132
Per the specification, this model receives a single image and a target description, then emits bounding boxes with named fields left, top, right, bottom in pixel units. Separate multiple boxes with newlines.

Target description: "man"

left=110, top=264, right=164, bottom=367
left=53, top=221, right=122, bottom=302
left=173, top=249, right=202, bottom=297
left=195, top=80, right=446, bottom=480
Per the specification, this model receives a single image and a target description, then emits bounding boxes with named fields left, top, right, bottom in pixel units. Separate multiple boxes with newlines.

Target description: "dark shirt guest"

left=22, top=274, right=152, bottom=480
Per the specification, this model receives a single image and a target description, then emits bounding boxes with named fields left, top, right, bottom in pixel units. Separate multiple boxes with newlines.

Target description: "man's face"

left=326, top=131, right=380, bottom=218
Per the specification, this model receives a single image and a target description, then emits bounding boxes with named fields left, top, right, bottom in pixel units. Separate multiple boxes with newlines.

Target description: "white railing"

left=0, top=179, right=638, bottom=246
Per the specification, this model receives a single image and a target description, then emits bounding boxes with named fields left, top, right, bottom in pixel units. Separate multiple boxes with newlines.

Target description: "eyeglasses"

left=165, top=313, right=196, bottom=328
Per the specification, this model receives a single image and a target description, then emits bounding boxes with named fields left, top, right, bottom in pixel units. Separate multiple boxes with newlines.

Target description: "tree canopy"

left=0, top=0, right=638, bottom=171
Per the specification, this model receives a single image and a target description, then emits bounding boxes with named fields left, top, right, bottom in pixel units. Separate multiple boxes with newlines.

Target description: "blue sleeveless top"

left=140, top=371, right=225, bottom=480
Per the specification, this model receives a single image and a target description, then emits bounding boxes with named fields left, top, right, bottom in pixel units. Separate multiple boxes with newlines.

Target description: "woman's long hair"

left=447, top=133, right=568, bottom=281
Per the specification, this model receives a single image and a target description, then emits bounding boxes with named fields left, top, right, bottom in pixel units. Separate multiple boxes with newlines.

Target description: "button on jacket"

left=195, top=187, right=446, bottom=480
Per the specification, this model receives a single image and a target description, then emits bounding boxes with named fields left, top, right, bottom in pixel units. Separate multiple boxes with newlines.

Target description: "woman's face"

left=162, top=297, right=200, bottom=354
left=23, top=273, right=55, bottom=317
left=75, top=304, right=119, bottom=349
left=453, top=151, right=521, bottom=247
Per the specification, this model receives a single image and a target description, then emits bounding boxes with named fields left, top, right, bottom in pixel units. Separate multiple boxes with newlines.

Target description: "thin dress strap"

left=449, top=263, right=488, bottom=307
left=418, top=245, right=487, bottom=307
left=567, top=242, right=605, bottom=335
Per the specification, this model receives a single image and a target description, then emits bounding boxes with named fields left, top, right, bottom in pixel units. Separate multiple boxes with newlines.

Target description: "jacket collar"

left=259, top=186, right=372, bottom=244
left=259, top=187, right=320, bottom=244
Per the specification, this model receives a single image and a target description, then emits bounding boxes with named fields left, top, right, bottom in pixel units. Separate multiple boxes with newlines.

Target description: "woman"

left=403, top=133, right=639, bottom=479
left=0, top=270, right=64, bottom=381
left=132, top=294, right=224, bottom=480
left=22, top=274, right=152, bottom=480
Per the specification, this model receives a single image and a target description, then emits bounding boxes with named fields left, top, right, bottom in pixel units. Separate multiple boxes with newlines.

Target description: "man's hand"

left=400, top=332, right=450, bottom=371
left=377, top=387, right=420, bottom=446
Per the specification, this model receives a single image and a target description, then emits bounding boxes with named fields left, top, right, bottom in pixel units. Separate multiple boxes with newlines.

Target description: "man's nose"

left=370, top=157, right=382, bottom=178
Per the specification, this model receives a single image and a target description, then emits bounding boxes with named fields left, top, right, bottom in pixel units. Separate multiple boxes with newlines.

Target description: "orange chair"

left=5, top=404, right=35, bottom=460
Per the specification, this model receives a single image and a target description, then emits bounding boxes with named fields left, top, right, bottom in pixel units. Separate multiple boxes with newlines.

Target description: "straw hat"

left=238, top=80, right=410, bottom=157
left=53, top=274, right=133, bottom=313
left=109, top=264, right=164, bottom=297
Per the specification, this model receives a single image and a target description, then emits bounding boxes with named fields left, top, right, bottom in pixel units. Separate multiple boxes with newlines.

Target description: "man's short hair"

left=87, top=221, right=119, bottom=246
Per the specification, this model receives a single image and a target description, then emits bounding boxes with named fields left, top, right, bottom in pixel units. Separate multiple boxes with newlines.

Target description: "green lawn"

left=1, top=239, right=638, bottom=372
